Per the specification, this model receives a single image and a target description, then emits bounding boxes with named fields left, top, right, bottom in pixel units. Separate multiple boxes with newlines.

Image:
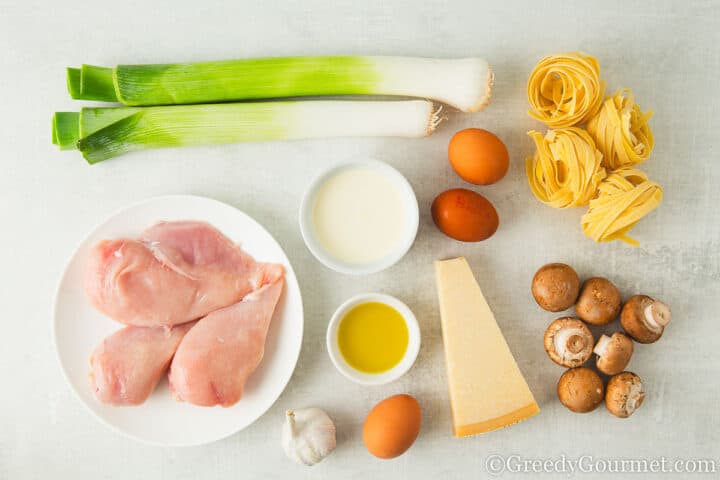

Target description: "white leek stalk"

left=65, top=100, right=440, bottom=163
left=67, top=56, right=493, bottom=112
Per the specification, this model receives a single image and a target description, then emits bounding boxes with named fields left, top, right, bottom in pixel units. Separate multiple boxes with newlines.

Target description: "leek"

left=52, top=108, right=139, bottom=150
left=79, top=106, right=141, bottom=137
left=67, top=56, right=493, bottom=112
left=52, top=112, right=80, bottom=150
left=53, top=100, right=440, bottom=163
left=65, top=68, right=82, bottom=99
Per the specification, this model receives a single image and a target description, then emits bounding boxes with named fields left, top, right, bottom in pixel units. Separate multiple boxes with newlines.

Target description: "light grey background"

left=1, top=1, right=718, bottom=478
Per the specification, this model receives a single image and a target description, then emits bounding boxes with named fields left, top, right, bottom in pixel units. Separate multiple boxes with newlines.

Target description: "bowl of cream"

left=299, top=160, right=419, bottom=275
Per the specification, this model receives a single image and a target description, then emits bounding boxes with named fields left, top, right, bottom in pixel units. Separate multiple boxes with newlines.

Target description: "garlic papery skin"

left=282, top=408, right=336, bottom=466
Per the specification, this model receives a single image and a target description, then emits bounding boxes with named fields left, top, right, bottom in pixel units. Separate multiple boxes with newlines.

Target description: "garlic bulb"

left=282, top=408, right=336, bottom=466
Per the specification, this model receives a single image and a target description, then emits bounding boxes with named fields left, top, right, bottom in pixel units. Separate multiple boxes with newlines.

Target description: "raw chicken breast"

left=90, top=322, right=195, bottom=405
left=168, top=274, right=284, bottom=407
left=84, top=221, right=283, bottom=327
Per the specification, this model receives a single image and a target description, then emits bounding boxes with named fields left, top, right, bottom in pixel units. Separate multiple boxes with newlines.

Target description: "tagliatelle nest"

left=526, top=128, right=607, bottom=209
left=527, top=52, right=605, bottom=128
left=581, top=167, right=663, bottom=246
left=586, top=89, right=655, bottom=170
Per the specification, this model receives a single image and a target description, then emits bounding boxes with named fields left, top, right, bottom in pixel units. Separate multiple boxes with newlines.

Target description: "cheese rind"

left=434, top=257, right=539, bottom=437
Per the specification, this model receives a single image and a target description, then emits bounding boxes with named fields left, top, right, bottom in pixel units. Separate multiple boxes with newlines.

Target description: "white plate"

left=53, top=195, right=303, bottom=446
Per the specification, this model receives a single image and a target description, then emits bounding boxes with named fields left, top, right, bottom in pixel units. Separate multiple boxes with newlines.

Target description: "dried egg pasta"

left=587, top=89, right=654, bottom=170
left=527, top=52, right=605, bottom=128
left=526, top=128, right=606, bottom=208
left=581, top=167, right=663, bottom=246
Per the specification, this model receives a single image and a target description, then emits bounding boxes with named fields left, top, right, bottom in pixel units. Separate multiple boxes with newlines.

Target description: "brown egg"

left=363, top=394, right=422, bottom=459
left=431, top=188, right=499, bottom=242
left=448, top=128, right=509, bottom=185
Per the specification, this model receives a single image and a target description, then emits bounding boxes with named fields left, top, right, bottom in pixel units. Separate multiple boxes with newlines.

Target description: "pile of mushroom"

left=531, top=262, right=671, bottom=418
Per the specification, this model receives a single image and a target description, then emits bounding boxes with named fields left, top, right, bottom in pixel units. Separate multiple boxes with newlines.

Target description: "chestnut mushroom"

left=557, top=367, right=605, bottom=413
left=606, top=372, right=645, bottom=418
left=576, top=277, right=622, bottom=326
left=594, top=332, right=634, bottom=375
left=544, top=317, right=594, bottom=367
left=620, top=295, right=671, bottom=344
left=531, top=263, right=580, bottom=312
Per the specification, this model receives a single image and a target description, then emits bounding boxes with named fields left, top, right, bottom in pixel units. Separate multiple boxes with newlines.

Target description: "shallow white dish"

left=326, top=293, right=420, bottom=385
left=299, top=160, right=419, bottom=275
left=53, top=195, right=303, bottom=446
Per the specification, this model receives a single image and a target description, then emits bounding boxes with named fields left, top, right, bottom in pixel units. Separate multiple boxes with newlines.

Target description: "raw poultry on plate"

left=84, top=221, right=285, bottom=407
left=169, top=276, right=284, bottom=407
left=85, top=221, right=280, bottom=328
left=90, top=322, right=196, bottom=405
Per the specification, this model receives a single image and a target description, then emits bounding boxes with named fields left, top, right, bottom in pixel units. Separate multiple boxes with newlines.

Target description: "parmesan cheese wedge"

left=434, top=257, right=539, bottom=437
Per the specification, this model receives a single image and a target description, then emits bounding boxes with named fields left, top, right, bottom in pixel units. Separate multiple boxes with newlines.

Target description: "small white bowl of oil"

left=326, top=293, right=421, bottom=386
left=299, top=160, right=419, bottom=275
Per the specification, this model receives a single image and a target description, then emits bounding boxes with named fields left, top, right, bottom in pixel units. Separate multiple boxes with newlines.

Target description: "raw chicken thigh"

left=84, top=221, right=282, bottom=327
left=168, top=274, right=284, bottom=407
left=90, top=322, right=195, bottom=405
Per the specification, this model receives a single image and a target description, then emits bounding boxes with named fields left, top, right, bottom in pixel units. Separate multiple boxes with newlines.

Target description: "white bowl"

left=326, top=293, right=421, bottom=385
left=299, top=160, right=419, bottom=275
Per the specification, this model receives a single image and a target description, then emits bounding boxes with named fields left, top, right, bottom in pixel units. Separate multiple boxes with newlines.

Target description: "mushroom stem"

left=643, top=300, right=672, bottom=332
left=644, top=301, right=671, bottom=330
left=567, top=335, right=586, bottom=354
left=593, top=334, right=611, bottom=357
left=555, top=328, right=590, bottom=361
left=545, top=317, right=594, bottom=368
left=606, top=372, right=645, bottom=418
left=625, top=381, right=644, bottom=415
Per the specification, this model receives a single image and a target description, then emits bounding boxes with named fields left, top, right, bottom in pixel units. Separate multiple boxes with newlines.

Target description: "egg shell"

left=431, top=188, right=499, bottom=242
left=363, top=394, right=422, bottom=459
left=448, top=128, right=509, bottom=185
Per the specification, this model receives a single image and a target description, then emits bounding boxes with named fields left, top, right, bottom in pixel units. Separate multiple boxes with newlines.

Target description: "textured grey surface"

left=1, top=0, right=718, bottom=478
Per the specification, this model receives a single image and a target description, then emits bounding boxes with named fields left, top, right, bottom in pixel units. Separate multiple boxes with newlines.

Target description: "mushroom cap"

left=576, top=277, right=622, bottom=326
left=544, top=317, right=594, bottom=367
left=606, top=372, right=645, bottom=418
left=531, top=263, right=580, bottom=312
left=620, top=295, right=669, bottom=344
left=557, top=367, right=605, bottom=413
left=594, top=332, right=634, bottom=376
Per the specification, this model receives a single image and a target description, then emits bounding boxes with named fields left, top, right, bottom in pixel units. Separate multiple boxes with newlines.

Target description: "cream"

left=311, top=167, right=406, bottom=265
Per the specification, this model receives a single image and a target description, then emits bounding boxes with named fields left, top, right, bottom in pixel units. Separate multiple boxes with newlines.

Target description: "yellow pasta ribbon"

left=526, top=128, right=606, bottom=208
left=586, top=89, right=654, bottom=170
left=581, top=167, right=663, bottom=246
left=527, top=52, right=605, bottom=128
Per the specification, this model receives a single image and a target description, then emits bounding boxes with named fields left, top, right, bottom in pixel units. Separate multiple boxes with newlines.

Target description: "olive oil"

left=337, top=302, right=409, bottom=373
